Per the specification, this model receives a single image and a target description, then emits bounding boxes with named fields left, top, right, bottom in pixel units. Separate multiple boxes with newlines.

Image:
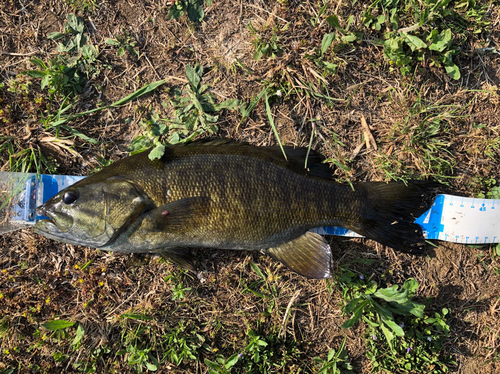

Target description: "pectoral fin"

left=157, top=248, right=197, bottom=272
left=266, top=232, right=332, bottom=279
left=146, top=197, right=211, bottom=231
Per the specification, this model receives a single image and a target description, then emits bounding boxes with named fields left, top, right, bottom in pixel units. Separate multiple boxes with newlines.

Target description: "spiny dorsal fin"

left=175, top=139, right=333, bottom=180
left=266, top=231, right=332, bottom=279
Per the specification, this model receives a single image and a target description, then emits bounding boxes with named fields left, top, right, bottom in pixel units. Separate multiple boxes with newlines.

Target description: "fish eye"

left=63, top=190, right=79, bottom=205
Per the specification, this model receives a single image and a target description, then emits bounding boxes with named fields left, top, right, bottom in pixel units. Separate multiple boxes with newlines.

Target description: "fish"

left=34, top=139, right=440, bottom=279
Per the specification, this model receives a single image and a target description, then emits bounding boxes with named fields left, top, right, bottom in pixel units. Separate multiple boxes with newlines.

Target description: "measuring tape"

left=2, top=173, right=500, bottom=244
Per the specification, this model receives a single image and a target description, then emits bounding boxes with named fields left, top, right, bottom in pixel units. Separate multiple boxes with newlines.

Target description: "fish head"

left=34, top=178, right=153, bottom=247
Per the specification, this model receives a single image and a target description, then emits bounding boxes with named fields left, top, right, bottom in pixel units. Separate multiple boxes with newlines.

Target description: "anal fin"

left=266, top=232, right=331, bottom=279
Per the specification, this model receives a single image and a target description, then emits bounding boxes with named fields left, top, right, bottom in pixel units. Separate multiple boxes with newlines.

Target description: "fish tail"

left=349, top=181, right=441, bottom=254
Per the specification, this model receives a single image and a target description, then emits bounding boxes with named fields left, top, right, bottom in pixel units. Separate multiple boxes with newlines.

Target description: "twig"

left=279, top=289, right=301, bottom=339
left=361, top=115, right=377, bottom=151
left=1, top=50, right=38, bottom=56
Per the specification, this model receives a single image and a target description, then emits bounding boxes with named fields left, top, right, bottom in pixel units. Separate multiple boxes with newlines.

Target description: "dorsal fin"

left=175, top=139, right=334, bottom=180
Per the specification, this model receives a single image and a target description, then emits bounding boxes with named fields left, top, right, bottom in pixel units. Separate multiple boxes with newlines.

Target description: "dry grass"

left=1, top=0, right=500, bottom=373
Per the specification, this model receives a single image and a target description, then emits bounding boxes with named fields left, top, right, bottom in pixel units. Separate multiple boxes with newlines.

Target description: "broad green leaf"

left=445, top=62, right=460, bottom=80
left=374, top=285, right=409, bottom=303
left=48, top=32, right=66, bottom=40
left=382, top=318, right=404, bottom=337
left=344, top=297, right=364, bottom=314
left=321, top=33, right=335, bottom=55
left=225, top=353, right=241, bottom=369
left=212, top=98, right=241, bottom=111
left=326, top=15, right=342, bottom=31
left=105, top=38, right=120, bottom=46
left=405, top=34, right=427, bottom=50
left=29, top=56, right=47, bottom=69
left=341, top=300, right=369, bottom=329
left=373, top=301, right=405, bottom=336
left=148, top=143, right=166, bottom=160
left=26, top=70, right=47, bottom=79
left=146, top=356, right=159, bottom=371
left=42, top=319, right=75, bottom=331
left=168, top=4, right=185, bottom=20
left=327, top=348, right=337, bottom=361
left=187, top=2, right=204, bottom=22
left=66, top=14, right=84, bottom=34
left=402, top=278, right=419, bottom=296
left=111, top=79, right=166, bottom=107
left=342, top=34, right=357, bottom=43
left=365, top=281, right=378, bottom=295
left=380, top=322, right=395, bottom=350
left=395, top=301, right=425, bottom=318
left=126, top=45, right=139, bottom=58
left=61, top=124, right=98, bottom=144
left=186, top=64, right=202, bottom=90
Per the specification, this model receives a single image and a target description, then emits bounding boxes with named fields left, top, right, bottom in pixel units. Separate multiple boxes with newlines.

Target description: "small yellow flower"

left=74, top=264, right=79, bottom=269
left=45, top=297, right=50, bottom=304
left=78, top=278, right=83, bottom=283
left=4, top=349, right=9, bottom=355
left=98, top=281, right=104, bottom=287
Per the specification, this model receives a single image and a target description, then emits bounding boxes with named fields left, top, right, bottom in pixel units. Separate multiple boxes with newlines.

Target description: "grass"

left=1, top=0, right=499, bottom=373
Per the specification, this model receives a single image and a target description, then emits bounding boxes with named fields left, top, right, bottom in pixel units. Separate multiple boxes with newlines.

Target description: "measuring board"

left=1, top=173, right=500, bottom=244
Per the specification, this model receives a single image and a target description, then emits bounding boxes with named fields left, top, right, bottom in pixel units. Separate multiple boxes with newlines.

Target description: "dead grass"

left=1, top=0, right=500, bottom=373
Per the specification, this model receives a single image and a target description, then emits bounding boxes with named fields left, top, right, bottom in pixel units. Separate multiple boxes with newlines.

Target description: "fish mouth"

left=35, top=205, right=73, bottom=234
left=34, top=218, right=90, bottom=247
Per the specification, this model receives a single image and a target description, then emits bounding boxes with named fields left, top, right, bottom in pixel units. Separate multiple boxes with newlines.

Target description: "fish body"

left=35, top=140, right=439, bottom=278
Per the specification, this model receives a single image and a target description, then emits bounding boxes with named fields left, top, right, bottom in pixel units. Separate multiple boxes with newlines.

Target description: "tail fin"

left=350, top=181, right=441, bottom=254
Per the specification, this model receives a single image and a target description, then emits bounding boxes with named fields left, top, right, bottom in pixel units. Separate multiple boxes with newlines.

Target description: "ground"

left=1, top=0, right=500, bottom=373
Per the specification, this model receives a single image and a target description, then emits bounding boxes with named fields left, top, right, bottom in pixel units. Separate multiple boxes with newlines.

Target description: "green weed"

left=205, top=327, right=300, bottom=374
left=117, top=315, right=160, bottom=372
left=105, top=29, right=140, bottom=59
left=26, top=14, right=99, bottom=98
left=362, top=0, right=490, bottom=79
left=128, top=63, right=241, bottom=160
left=161, top=321, right=205, bottom=366
left=73, top=345, right=111, bottom=373
left=164, top=269, right=193, bottom=300
left=376, top=85, right=469, bottom=181
left=248, top=22, right=285, bottom=61
left=168, top=0, right=213, bottom=23
left=337, top=268, right=454, bottom=373
left=313, top=337, right=354, bottom=374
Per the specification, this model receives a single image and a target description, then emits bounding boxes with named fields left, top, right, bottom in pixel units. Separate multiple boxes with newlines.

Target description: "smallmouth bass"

left=35, top=140, right=440, bottom=278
